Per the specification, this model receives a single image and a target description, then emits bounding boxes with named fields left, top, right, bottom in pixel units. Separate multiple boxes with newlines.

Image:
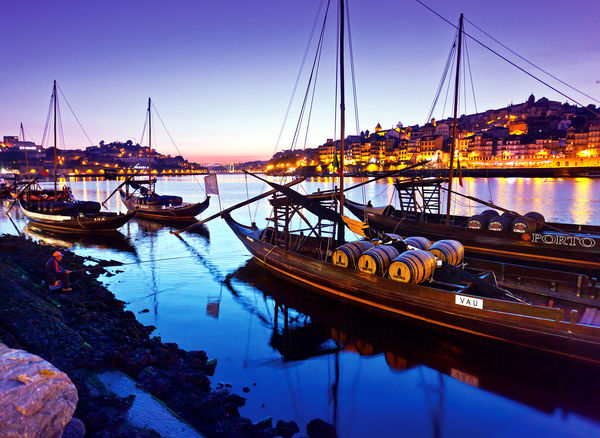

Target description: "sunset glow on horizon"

left=1, top=0, right=598, bottom=162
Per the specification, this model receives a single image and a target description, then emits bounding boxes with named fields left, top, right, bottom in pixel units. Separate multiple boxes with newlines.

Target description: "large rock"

left=307, top=418, right=337, bottom=438
left=0, top=343, right=78, bottom=438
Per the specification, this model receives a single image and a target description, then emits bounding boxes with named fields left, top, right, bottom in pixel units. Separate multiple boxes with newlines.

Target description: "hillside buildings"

left=274, top=95, right=600, bottom=172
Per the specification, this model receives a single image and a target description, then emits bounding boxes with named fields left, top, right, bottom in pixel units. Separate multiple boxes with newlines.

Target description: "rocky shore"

left=0, top=234, right=330, bottom=438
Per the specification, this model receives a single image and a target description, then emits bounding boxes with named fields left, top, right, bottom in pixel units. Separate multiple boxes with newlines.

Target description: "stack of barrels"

left=468, top=210, right=545, bottom=234
left=466, top=209, right=498, bottom=230
left=332, top=235, right=464, bottom=285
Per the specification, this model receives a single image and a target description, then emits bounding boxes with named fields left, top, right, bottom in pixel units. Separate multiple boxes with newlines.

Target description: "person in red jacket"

left=44, top=251, right=72, bottom=292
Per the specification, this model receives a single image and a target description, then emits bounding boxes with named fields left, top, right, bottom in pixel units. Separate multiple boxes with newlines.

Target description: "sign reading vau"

left=455, top=294, right=483, bottom=309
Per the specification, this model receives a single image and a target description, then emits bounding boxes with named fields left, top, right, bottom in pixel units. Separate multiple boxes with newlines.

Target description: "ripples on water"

left=2, top=175, right=600, bottom=438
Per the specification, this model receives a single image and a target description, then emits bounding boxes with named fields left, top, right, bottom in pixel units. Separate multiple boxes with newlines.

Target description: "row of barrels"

left=332, top=236, right=464, bottom=285
left=467, top=209, right=545, bottom=234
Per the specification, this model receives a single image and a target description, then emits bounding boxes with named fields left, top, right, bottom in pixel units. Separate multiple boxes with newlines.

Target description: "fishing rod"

left=69, top=255, right=196, bottom=273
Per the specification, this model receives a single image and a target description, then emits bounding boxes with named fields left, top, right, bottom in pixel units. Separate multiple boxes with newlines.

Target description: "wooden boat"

left=225, top=206, right=600, bottom=363
left=19, top=197, right=134, bottom=233
left=117, top=98, right=209, bottom=222
left=119, top=187, right=209, bottom=222
left=344, top=178, right=600, bottom=275
left=222, top=4, right=600, bottom=364
left=17, top=81, right=135, bottom=233
left=343, top=15, right=600, bottom=275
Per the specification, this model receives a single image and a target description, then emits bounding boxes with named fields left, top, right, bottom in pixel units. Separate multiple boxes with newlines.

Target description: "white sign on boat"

left=455, top=294, right=483, bottom=309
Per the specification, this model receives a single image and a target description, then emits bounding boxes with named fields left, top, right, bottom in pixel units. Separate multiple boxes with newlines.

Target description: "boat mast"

left=337, top=0, right=346, bottom=243
left=148, top=97, right=152, bottom=192
left=445, top=14, right=463, bottom=225
left=20, top=123, right=31, bottom=184
left=53, top=80, right=58, bottom=197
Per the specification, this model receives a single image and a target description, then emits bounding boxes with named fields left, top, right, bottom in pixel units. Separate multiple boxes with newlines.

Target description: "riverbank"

left=0, top=234, right=309, bottom=437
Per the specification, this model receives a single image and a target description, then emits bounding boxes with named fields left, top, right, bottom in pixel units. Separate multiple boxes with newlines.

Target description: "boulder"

left=307, top=418, right=337, bottom=438
left=0, top=343, right=78, bottom=438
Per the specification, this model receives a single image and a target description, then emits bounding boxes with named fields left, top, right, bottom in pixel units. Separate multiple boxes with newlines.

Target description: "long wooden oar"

left=102, top=171, right=142, bottom=208
left=317, top=160, right=431, bottom=195
left=171, top=176, right=306, bottom=235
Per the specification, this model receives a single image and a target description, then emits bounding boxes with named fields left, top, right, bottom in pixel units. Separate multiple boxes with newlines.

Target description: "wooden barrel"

left=429, top=240, right=464, bottom=266
left=488, top=213, right=516, bottom=232
left=332, top=240, right=374, bottom=269
left=404, top=236, right=432, bottom=250
left=467, top=209, right=498, bottom=230
left=512, top=215, right=538, bottom=234
left=389, top=250, right=437, bottom=284
left=357, top=245, right=399, bottom=275
left=525, top=211, right=545, bottom=230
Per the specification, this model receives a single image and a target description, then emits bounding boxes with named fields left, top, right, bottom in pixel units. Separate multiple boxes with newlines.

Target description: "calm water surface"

left=2, top=175, right=600, bottom=438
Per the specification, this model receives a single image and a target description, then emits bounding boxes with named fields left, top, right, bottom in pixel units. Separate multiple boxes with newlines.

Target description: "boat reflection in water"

left=134, top=217, right=210, bottom=240
left=227, top=259, right=600, bottom=430
left=23, top=223, right=138, bottom=256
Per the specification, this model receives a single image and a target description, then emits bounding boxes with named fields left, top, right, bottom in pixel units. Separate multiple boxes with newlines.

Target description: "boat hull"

left=224, top=214, right=600, bottom=364
left=119, top=190, right=209, bottom=222
left=345, top=199, right=600, bottom=275
left=19, top=200, right=135, bottom=233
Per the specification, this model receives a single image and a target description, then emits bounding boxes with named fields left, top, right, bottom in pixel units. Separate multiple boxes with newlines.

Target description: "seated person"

left=44, top=251, right=72, bottom=292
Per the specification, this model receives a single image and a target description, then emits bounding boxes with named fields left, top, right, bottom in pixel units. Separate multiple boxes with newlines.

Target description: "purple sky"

left=1, top=0, right=598, bottom=162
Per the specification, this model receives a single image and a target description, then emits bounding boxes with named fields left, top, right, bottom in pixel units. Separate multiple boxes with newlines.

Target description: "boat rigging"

left=115, top=97, right=210, bottom=223
left=14, top=80, right=135, bottom=233
left=216, top=0, right=600, bottom=364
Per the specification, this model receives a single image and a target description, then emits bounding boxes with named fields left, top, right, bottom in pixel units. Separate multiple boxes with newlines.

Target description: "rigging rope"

left=414, top=0, right=600, bottom=117
left=426, top=36, right=456, bottom=124
left=464, top=33, right=479, bottom=114
left=302, top=35, right=325, bottom=149
left=151, top=102, right=206, bottom=194
left=41, top=92, right=54, bottom=147
left=346, top=0, right=360, bottom=135
left=22, top=125, right=35, bottom=144
left=56, top=84, right=95, bottom=146
left=464, top=16, right=600, bottom=106
left=441, top=48, right=456, bottom=119
left=139, top=108, right=149, bottom=147
left=274, top=0, right=326, bottom=156
left=57, top=97, right=66, bottom=152
left=290, top=1, right=331, bottom=151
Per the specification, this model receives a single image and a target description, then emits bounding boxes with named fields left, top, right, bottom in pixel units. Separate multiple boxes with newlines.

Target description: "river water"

left=2, top=175, right=600, bottom=438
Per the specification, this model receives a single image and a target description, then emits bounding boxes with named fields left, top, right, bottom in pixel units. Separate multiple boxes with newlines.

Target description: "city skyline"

left=1, top=0, right=599, bottom=162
